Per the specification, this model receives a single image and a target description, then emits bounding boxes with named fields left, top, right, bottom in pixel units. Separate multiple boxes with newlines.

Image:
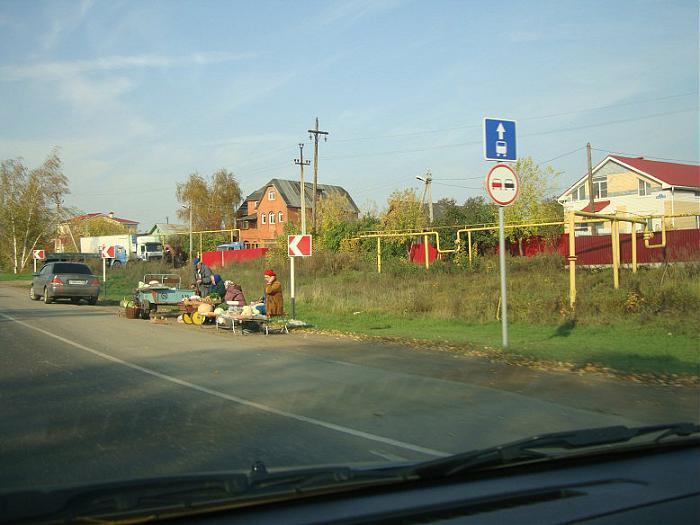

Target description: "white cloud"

left=40, top=0, right=95, bottom=53
left=0, top=51, right=256, bottom=81
left=317, top=0, right=404, bottom=27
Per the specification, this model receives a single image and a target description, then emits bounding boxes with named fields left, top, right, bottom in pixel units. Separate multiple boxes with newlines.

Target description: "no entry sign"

left=486, top=163, right=520, bottom=207
left=288, top=235, right=312, bottom=257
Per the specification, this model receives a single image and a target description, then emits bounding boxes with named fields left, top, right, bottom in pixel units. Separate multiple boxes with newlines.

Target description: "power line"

left=330, top=91, right=697, bottom=143
left=539, top=146, right=586, bottom=165
left=590, top=147, right=698, bottom=164
left=320, top=107, right=697, bottom=163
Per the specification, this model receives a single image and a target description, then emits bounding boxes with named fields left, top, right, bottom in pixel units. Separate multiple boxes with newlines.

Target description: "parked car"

left=30, top=262, right=100, bottom=305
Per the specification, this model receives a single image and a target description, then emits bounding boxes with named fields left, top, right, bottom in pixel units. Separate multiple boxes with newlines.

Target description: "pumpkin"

left=197, top=303, right=214, bottom=314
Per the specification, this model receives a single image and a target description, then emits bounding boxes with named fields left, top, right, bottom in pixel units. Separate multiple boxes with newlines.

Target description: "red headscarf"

left=264, top=269, right=276, bottom=277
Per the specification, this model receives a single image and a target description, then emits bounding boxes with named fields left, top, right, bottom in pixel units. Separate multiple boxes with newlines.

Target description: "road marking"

left=0, top=312, right=449, bottom=458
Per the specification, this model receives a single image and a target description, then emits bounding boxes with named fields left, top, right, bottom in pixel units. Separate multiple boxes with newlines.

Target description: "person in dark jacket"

left=224, top=282, right=247, bottom=305
left=192, top=258, right=214, bottom=297
left=209, top=274, right=225, bottom=300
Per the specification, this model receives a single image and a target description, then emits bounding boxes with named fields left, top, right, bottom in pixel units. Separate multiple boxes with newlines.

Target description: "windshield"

left=0, top=0, right=698, bottom=522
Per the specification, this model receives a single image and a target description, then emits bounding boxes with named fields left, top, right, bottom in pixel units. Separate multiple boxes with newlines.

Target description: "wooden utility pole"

left=294, top=143, right=311, bottom=235
left=308, top=117, right=329, bottom=233
left=587, top=142, right=595, bottom=234
left=417, top=170, right=433, bottom=224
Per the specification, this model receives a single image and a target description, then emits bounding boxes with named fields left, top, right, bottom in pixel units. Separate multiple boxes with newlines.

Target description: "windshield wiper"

left=406, top=422, right=700, bottom=480
left=2, top=465, right=408, bottom=524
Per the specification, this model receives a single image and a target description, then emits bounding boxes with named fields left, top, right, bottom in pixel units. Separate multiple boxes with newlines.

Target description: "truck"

left=80, top=235, right=164, bottom=267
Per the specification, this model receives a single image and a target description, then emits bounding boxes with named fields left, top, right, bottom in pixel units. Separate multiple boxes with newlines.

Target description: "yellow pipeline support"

left=424, top=234, right=430, bottom=270
left=631, top=223, right=637, bottom=274
left=467, top=231, right=473, bottom=264
left=567, top=212, right=577, bottom=308
left=611, top=219, right=620, bottom=289
left=644, top=219, right=666, bottom=248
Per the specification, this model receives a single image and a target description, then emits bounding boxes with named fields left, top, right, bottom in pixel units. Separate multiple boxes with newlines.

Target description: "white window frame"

left=593, top=179, right=607, bottom=199
left=278, top=212, right=283, bottom=223
left=269, top=212, right=275, bottom=224
left=261, top=213, right=266, bottom=224
left=268, top=191, right=275, bottom=201
left=638, top=179, right=651, bottom=196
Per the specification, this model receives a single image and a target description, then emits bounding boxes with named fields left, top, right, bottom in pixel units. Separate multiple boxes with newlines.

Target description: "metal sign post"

left=290, top=256, right=295, bottom=319
left=288, top=235, right=312, bottom=320
left=497, top=206, right=509, bottom=348
left=485, top=163, right=520, bottom=349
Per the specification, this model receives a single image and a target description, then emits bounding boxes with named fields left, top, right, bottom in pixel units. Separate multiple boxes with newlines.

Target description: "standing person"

left=255, top=269, right=284, bottom=317
left=192, top=258, right=214, bottom=297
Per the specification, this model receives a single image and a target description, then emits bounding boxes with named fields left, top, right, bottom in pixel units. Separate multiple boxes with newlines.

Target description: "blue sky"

left=0, top=0, right=697, bottom=229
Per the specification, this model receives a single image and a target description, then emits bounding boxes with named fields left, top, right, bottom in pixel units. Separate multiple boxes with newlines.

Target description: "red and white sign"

left=288, top=235, right=312, bottom=257
left=32, top=250, right=45, bottom=260
left=100, top=245, right=115, bottom=258
left=486, top=163, right=520, bottom=206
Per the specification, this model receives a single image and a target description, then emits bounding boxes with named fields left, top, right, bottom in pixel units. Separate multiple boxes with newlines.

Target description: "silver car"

left=30, top=262, right=100, bottom=305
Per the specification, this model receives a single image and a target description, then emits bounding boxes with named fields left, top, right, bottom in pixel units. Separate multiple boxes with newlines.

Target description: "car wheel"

left=71, top=297, right=81, bottom=304
left=88, top=296, right=98, bottom=305
left=43, top=287, right=53, bottom=304
left=29, top=286, right=39, bottom=301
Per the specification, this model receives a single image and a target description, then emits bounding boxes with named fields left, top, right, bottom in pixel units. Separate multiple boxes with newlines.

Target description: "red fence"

left=505, top=229, right=700, bottom=265
left=201, top=248, right=268, bottom=269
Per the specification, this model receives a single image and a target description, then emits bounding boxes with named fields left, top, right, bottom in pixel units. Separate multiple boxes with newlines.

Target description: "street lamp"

left=181, top=204, right=193, bottom=263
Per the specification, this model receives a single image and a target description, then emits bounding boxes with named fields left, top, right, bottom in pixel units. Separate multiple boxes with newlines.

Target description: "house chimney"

left=108, top=211, right=114, bottom=218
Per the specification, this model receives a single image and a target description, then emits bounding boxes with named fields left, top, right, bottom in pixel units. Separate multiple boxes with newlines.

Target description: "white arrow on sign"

left=288, top=235, right=312, bottom=257
left=496, top=122, right=505, bottom=140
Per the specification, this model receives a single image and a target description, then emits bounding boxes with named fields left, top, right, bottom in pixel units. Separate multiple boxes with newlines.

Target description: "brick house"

left=558, top=155, right=700, bottom=234
left=237, top=179, right=359, bottom=248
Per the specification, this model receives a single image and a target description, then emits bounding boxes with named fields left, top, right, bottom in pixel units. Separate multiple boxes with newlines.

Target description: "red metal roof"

left=612, top=156, right=700, bottom=188
left=581, top=200, right=610, bottom=212
left=73, top=212, right=139, bottom=224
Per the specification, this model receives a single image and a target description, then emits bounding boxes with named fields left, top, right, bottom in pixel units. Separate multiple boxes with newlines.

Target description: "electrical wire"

left=330, top=91, right=697, bottom=143
left=590, top=147, right=698, bottom=164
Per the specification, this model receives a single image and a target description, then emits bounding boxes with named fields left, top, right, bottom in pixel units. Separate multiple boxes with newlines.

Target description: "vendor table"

left=216, top=315, right=289, bottom=335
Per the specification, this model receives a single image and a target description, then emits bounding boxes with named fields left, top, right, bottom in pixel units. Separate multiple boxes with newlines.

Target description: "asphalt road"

left=1, top=281, right=697, bottom=493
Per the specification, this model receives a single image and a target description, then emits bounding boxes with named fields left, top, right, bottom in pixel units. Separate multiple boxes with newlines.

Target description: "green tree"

left=0, top=150, right=71, bottom=272
left=504, top=157, right=562, bottom=255
left=380, top=188, right=426, bottom=257
left=176, top=169, right=242, bottom=231
left=462, top=196, right=498, bottom=252
left=316, top=193, right=359, bottom=251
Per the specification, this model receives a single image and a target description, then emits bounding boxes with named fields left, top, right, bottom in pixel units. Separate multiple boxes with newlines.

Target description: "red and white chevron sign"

left=288, top=235, right=312, bottom=257
left=32, top=249, right=45, bottom=260
left=100, top=245, right=115, bottom=258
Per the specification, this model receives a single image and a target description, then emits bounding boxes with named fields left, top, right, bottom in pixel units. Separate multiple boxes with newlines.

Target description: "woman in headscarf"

left=255, top=269, right=284, bottom=317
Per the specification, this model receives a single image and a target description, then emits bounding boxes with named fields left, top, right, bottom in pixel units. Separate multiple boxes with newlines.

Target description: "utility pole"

left=416, top=170, right=434, bottom=224
left=308, top=117, right=329, bottom=233
left=587, top=142, right=595, bottom=235
left=294, top=143, right=311, bottom=235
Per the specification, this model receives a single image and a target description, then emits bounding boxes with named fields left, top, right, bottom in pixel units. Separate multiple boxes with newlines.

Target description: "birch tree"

left=0, top=150, right=70, bottom=272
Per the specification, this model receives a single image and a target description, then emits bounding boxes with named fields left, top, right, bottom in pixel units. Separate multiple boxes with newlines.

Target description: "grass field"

left=3, top=254, right=698, bottom=378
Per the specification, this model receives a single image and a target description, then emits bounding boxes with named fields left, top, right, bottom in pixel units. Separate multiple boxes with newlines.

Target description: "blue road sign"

left=484, top=118, right=517, bottom=162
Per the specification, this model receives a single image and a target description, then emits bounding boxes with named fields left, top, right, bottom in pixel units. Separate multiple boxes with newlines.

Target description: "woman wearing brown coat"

left=261, top=269, right=284, bottom=317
